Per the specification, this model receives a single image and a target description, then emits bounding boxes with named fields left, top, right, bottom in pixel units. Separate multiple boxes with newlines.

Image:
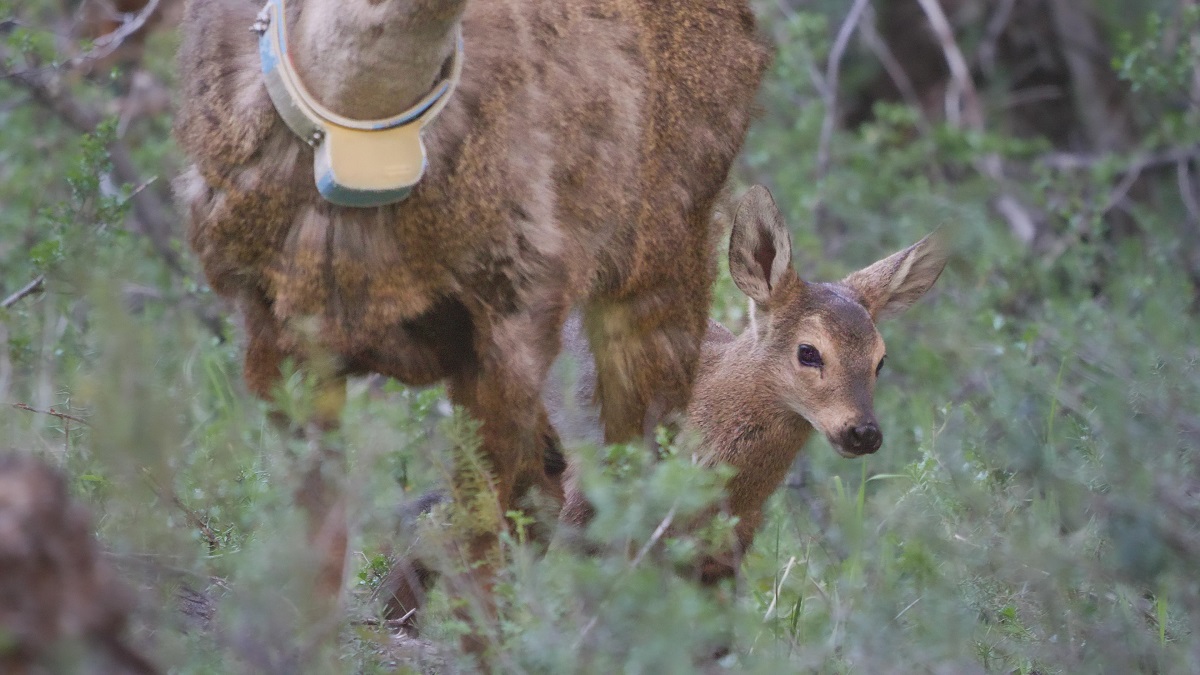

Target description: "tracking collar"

left=253, top=0, right=463, bottom=207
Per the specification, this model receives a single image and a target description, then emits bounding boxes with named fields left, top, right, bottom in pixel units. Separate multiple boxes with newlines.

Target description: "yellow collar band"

left=253, top=0, right=463, bottom=207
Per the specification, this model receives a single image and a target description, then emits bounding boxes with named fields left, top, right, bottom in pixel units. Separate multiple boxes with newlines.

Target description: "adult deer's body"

left=174, top=0, right=770, bottom=647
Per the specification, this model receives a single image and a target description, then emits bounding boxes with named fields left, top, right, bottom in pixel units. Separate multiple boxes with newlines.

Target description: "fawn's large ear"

left=729, top=186, right=794, bottom=306
left=842, top=232, right=947, bottom=320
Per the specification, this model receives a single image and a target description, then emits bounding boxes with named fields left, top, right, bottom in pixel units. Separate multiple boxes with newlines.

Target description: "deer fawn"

left=559, top=185, right=948, bottom=582
left=380, top=186, right=947, bottom=625
left=174, top=0, right=770, bottom=653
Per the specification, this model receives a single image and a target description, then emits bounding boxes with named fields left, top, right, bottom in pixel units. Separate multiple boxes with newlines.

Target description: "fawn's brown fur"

left=379, top=186, right=948, bottom=627
left=174, top=0, right=770, bottom=650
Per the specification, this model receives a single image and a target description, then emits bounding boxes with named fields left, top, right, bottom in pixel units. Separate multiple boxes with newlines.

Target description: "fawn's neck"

left=689, top=332, right=815, bottom=517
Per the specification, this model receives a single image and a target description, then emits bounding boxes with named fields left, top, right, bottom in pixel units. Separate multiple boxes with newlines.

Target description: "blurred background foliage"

left=2, top=0, right=1199, bottom=672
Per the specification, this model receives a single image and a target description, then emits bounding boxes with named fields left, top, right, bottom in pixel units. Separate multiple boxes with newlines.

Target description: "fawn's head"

left=727, top=186, right=947, bottom=458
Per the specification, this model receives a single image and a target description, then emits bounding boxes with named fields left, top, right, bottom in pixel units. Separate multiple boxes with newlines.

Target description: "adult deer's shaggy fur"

left=174, top=0, right=770, bottom=648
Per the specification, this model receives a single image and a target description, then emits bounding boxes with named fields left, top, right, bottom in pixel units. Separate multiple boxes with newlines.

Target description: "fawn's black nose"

left=844, top=423, right=882, bottom=455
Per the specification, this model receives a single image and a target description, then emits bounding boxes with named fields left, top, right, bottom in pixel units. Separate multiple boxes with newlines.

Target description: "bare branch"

left=143, top=472, right=222, bottom=554
left=1040, top=145, right=1200, bottom=173
left=3, top=0, right=163, bottom=78
left=815, top=0, right=871, bottom=179
left=1048, top=0, right=1136, bottom=152
left=915, top=0, right=1038, bottom=244
left=915, top=0, right=982, bottom=131
left=1179, top=158, right=1200, bottom=226
left=978, top=0, right=1017, bottom=77
left=856, top=2, right=946, bottom=185
left=857, top=3, right=925, bottom=120
left=1, top=276, right=45, bottom=309
left=10, top=401, right=90, bottom=427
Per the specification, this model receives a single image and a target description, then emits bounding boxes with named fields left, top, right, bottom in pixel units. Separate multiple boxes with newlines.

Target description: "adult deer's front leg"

left=442, top=309, right=568, bottom=657
left=242, top=295, right=350, bottom=625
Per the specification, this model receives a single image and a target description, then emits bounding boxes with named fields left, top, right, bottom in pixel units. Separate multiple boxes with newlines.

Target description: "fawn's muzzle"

left=841, top=423, right=882, bottom=455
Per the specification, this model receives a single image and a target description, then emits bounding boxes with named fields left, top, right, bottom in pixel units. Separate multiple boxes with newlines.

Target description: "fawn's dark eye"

left=876, top=355, right=887, bottom=376
left=797, top=344, right=823, bottom=368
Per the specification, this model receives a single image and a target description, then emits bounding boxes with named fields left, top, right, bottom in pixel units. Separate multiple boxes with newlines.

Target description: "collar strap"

left=254, top=0, right=463, bottom=207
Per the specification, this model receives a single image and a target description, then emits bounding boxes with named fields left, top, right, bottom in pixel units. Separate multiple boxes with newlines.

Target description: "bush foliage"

left=2, top=0, right=1199, bottom=672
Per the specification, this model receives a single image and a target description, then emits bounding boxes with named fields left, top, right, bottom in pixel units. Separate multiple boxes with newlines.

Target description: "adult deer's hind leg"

left=439, top=305, right=569, bottom=656
left=560, top=207, right=714, bottom=527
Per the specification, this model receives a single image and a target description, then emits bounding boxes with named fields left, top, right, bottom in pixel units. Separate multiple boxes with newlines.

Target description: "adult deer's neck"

left=289, top=1, right=467, bottom=120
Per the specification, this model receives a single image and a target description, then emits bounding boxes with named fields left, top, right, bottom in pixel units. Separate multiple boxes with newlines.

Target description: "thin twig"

left=10, top=401, right=90, bottom=427
left=857, top=3, right=926, bottom=120
left=143, top=472, right=222, bottom=553
left=1040, top=145, right=1200, bottom=172
left=350, top=607, right=417, bottom=629
left=1, top=276, right=45, bottom=309
left=575, top=505, right=679, bottom=649
left=629, top=505, right=677, bottom=569
left=815, top=0, right=871, bottom=179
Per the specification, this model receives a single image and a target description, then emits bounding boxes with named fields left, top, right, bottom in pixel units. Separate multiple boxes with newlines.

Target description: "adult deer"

left=381, top=186, right=948, bottom=626
left=174, top=0, right=770, bottom=653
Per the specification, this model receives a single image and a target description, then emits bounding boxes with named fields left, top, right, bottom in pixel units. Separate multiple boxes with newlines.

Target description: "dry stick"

left=10, top=401, right=86, bottom=458
left=914, top=0, right=1038, bottom=244
left=914, top=0, right=981, bottom=132
left=142, top=472, right=222, bottom=553
left=350, top=609, right=417, bottom=629
left=10, top=401, right=90, bottom=427
left=978, top=0, right=1018, bottom=77
left=1, top=275, right=45, bottom=309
